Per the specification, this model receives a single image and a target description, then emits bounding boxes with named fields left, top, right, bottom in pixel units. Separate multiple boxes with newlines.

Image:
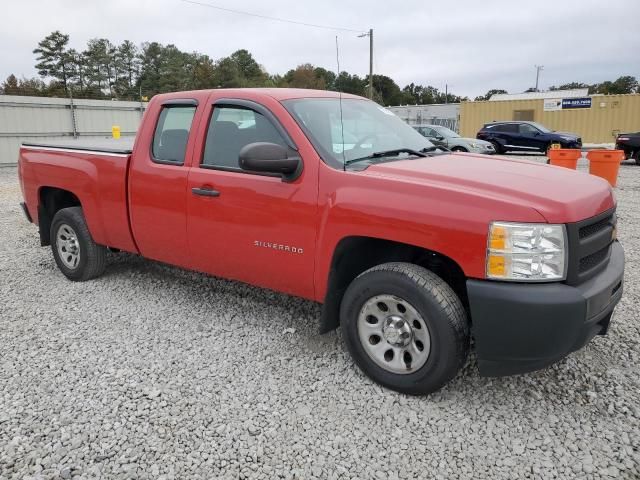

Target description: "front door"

left=516, top=123, right=545, bottom=151
left=186, top=98, right=318, bottom=299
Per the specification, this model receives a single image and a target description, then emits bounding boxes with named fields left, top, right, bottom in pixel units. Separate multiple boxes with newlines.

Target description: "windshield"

left=432, top=126, right=460, bottom=138
left=529, top=122, right=552, bottom=133
left=283, top=98, right=435, bottom=168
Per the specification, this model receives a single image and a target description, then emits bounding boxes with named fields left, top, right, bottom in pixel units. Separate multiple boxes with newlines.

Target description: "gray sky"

left=2, top=0, right=639, bottom=98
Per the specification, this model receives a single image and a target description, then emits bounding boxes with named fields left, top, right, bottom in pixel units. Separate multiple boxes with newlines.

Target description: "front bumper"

left=468, top=241, right=624, bottom=376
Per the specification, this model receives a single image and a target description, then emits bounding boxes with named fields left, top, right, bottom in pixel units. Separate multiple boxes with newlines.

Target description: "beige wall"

left=459, top=94, right=640, bottom=144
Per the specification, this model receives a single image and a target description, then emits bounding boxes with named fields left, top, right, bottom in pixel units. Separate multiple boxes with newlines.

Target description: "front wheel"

left=51, top=207, right=107, bottom=281
left=451, top=146, right=468, bottom=152
left=340, top=262, right=469, bottom=395
left=635, top=150, right=640, bottom=166
left=490, top=141, right=504, bottom=154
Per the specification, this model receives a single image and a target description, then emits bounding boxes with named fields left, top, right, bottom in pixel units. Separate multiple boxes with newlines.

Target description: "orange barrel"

left=586, top=150, right=625, bottom=187
left=547, top=149, right=582, bottom=169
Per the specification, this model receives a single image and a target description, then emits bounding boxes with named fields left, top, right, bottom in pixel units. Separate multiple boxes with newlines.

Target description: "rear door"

left=128, top=97, right=204, bottom=268
left=185, top=96, right=318, bottom=299
left=494, top=123, right=519, bottom=150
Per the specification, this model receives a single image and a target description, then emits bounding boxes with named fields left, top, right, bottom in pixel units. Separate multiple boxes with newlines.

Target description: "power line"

left=180, top=0, right=365, bottom=33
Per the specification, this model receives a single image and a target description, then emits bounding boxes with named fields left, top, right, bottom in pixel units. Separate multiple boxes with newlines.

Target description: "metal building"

left=388, top=104, right=460, bottom=131
left=0, top=95, right=147, bottom=166
left=459, top=92, right=640, bottom=144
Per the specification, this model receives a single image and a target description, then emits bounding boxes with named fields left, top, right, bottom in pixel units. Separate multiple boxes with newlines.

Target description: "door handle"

left=192, top=187, right=220, bottom=197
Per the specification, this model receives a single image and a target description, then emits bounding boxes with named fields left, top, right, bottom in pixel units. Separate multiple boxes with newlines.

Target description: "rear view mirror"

left=239, top=142, right=302, bottom=182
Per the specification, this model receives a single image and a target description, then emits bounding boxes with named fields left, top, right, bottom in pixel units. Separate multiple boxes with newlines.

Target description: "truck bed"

left=18, top=137, right=138, bottom=254
left=22, top=137, right=135, bottom=154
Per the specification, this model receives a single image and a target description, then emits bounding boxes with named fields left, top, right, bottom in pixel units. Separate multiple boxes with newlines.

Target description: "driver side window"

left=519, top=124, right=538, bottom=135
left=202, top=107, right=287, bottom=169
left=423, top=127, right=438, bottom=138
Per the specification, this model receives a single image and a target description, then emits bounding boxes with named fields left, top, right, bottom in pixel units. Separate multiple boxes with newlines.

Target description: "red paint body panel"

left=17, top=88, right=616, bottom=304
left=19, top=147, right=137, bottom=253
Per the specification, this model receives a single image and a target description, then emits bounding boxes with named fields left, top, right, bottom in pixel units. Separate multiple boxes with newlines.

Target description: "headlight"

left=486, top=222, right=567, bottom=281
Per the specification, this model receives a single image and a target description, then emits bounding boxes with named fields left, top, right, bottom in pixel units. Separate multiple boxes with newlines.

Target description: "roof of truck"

left=155, top=88, right=364, bottom=102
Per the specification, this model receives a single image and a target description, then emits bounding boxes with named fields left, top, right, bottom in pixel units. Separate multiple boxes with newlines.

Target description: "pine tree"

left=33, top=31, right=73, bottom=92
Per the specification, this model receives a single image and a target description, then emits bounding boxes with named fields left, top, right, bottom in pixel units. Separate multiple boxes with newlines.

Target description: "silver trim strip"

left=504, top=144, right=539, bottom=150
left=20, top=145, right=129, bottom=157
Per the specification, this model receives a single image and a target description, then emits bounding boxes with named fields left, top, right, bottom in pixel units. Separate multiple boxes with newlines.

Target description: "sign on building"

left=544, top=97, right=592, bottom=111
left=543, top=99, right=562, bottom=111
left=561, top=97, right=592, bottom=109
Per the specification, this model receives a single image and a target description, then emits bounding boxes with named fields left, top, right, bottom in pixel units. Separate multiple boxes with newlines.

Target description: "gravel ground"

left=1, top=155, right=639, bottom=480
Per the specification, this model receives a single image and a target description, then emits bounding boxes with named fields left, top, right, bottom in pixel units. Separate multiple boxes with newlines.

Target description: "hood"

left=361, top=153, right=614, bottom=223
left=554, top=131, right=580, bottom=139
left=457, top=137, right=492, bottom=146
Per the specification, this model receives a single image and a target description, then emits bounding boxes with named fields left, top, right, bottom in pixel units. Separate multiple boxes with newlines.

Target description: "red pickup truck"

left=18, top=88, right=624, bottom=394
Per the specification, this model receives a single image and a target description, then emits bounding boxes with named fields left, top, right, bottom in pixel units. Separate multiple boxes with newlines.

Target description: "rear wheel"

left=635, top=150, right=640, bottom=166
left=340, top=262, right=469, bottom=395
left=51, top=207, right=107, bottom=281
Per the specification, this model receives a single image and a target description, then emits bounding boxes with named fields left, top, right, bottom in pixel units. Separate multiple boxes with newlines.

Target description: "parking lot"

left=0, top=156, right=639, bottom=479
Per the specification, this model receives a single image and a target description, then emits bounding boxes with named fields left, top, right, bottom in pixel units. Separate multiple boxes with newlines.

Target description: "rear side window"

left=202, top=107, right=287, bottom=169
left=493, top=123, right=518, bottom=133
left=152, top=106, right=196, bottom=164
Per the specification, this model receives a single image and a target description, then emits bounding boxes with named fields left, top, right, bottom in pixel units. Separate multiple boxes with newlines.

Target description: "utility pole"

left=358, top=29, right=374, bottom=99
left=534, top=65, right=544, bottom=92
left=445, top=84, right=448, bottom=104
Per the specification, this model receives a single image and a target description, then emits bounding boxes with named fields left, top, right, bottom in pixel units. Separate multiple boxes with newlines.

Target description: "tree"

left=190, top=54, right=217, bottom=90
left=84, top=38, right=117, bottom=97
left=283, top=64, right=326, bottom=89
left=137, top=42, right=164, bottom=97
left=549, top=82, right=589, bottom=91
left=115, top=40, right=140, bottom=98
left=33, top=31, right=73, bottom=92
left=368, top=74, right=404, bottom=105
left=313, top=67, right=336, bottom=91
left=474, top=89, right=507, bottom=101
left=594, top=76, right=638, bottom=95
left=1, top=74, right=19, bottom=95
left=229, top=49, right=267, bottom=86
left=211, top=56, right=242, bottom=88
left=335, top=72, right=365, bottom=95
left=1, top=74, right=48, bottom=96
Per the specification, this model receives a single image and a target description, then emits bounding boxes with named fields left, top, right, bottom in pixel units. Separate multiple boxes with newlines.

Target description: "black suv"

left=616, top=132, right=640, bottom=165
left=477, top=121, right=582, bottom=154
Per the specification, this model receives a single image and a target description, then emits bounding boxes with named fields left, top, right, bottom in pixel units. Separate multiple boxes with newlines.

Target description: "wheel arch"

left=319, top=236, right=468, bottom=333
left=38, top=186, right=82, bottom=246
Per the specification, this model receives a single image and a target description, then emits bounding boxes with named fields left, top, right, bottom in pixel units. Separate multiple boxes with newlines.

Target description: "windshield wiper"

left=345, top=148, right=427, bottom=166
left=420, top=146, right=450, bottom=153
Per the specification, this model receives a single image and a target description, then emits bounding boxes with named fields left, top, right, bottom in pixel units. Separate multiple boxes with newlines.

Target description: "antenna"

left=336, top=36, right=346, bottom=169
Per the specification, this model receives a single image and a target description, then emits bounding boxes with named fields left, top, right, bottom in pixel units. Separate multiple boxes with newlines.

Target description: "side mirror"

left=239, top=142, right=302, bottom=181
left=435, top=135, right=445, bottom=141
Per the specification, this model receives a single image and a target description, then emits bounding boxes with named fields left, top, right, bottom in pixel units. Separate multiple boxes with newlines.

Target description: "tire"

left=451, top=146, right=468, bottom=152
left=635, top=150, right=640, bottom=166
left=50, top=206, right=107, bottom=281
left=490, top=141, right=503, bottom=154
left=340, top=262, right=469, bottom=395
left=546, top=142, right=562, bottom=156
